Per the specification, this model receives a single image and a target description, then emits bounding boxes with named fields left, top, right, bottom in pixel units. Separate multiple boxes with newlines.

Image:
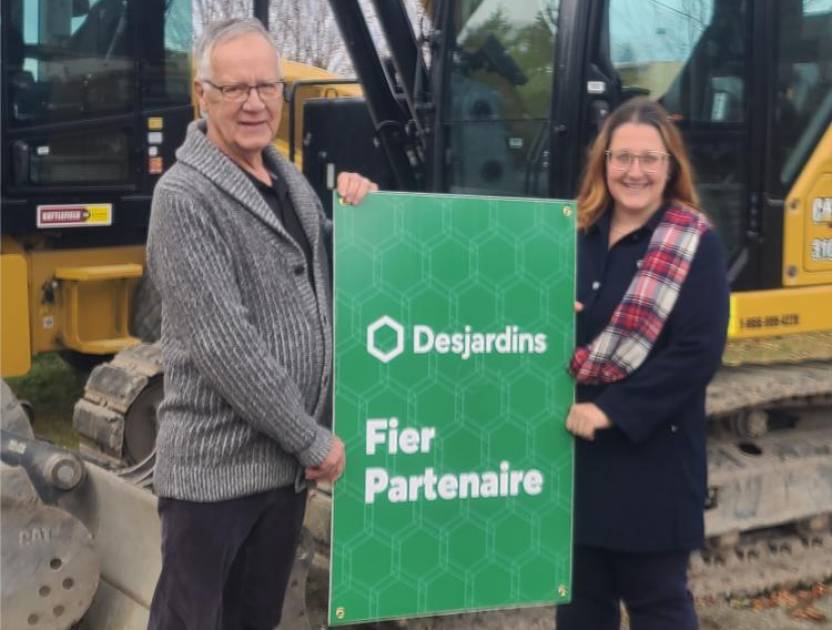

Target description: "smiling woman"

left=557, top=97, right=729, bottom=630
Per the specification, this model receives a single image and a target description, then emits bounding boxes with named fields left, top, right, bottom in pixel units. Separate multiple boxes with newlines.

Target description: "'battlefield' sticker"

left=37, top=204, right=112, bottom=228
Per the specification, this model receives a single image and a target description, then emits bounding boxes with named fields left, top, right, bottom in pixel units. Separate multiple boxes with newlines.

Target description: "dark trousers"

left=556, top=545, right=697, bottom=630
left=148, top=485, right=307, bottom=630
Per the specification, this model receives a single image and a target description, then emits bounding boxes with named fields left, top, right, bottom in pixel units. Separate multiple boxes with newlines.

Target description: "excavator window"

left=770, top=1, right=832, bottom=192
left=442, top=0, right=560, bottom=196
left=4, top=0, right=133, bottom=186
left=3, top=0, right=190, bottom=189
left=141, top=0, right=192, bottom=107
left=7, top=0, right=135, bottom=126
left=605, top=0, right=751, bottom=263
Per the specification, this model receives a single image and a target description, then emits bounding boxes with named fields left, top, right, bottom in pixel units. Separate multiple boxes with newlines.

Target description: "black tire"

left=123, top=375, right=162, bottom=465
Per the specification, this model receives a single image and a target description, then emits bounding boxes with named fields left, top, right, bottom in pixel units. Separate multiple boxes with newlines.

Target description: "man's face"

left=195, top=33, right=283, bottom=162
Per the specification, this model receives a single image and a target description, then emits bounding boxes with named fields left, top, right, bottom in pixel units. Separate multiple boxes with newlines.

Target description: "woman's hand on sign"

left=565, top=403, right=611, bottom=441
left=306, top=435, right=346, bottom=482
left=337, top=172, right=378, bottom=206
left=575, top=301, right=584, bottom=312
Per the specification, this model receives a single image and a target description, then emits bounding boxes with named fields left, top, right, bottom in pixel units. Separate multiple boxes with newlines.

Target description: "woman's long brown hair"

left=576, top=98, right=700, bottom=230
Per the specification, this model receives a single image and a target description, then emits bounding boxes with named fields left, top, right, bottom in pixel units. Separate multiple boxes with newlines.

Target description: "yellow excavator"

left=2, top=0, right=831, bottom=628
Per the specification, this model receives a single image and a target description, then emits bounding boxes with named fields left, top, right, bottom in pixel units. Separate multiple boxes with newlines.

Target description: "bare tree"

left=192, top=0, right=253, bottom=33
left=190, top=0, right=428, bottom=76
left=271, top=0, right=347, bottom=73
left=191, top=0, right=348, bottom=73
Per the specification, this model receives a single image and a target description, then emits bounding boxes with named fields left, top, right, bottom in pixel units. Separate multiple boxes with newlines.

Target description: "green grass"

left=5, top=353, right=88, bottom=449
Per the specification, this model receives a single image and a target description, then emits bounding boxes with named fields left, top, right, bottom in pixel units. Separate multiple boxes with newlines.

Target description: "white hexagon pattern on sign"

left=332, top=191, right=576, bottom=625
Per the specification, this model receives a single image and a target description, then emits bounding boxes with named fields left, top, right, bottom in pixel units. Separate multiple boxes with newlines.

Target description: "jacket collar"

left=175, top=120, right=319, bottom=248
left=590, top=202, right=670, bottom=241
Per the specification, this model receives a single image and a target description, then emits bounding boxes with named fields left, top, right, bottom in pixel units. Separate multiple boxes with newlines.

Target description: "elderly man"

left=146, top=17, right=376, bottom=630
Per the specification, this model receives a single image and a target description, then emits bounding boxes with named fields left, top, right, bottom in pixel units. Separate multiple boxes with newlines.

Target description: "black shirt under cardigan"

left=246, top=169, right=316, bottom=291
left=574, top=203, right=729, bottom=552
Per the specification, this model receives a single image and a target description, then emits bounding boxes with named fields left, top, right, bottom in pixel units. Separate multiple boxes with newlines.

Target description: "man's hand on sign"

left=306, top=435, right=346, bottom=482
left=565, top=402, right=611, bottom=441
left=337, top=172, right=378, bottom=206
left=575, top=301, right=584, bottom=312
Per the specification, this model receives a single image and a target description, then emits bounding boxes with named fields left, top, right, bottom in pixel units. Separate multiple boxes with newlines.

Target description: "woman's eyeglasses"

left=605, top=150, right=670, bottom=174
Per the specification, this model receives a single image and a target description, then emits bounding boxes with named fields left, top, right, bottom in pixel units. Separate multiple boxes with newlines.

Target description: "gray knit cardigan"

left=147, top=120, right=333, bottom=501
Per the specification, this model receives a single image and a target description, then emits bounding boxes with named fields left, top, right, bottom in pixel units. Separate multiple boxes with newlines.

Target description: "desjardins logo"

left=366, top=316, right=547, bottom=364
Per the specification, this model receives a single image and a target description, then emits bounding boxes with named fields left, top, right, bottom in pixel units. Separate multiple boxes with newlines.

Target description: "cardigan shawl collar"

left=175, top=120, right=320, bottom=252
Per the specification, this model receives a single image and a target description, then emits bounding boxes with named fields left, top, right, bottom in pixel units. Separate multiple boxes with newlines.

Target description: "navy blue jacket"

left=574, top=204, right=729, bottom=552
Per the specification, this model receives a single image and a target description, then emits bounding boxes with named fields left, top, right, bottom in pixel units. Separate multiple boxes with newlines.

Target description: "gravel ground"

left=697, top=590, right=832, bottom=630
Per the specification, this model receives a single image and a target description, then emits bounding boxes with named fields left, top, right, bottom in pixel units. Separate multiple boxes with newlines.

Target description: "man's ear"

left=194, top=79, right=208, bottom=117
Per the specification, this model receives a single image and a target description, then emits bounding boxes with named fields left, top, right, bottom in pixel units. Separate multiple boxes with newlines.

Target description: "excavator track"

left=690, top=528, right=832, bottom=599
left=700, top=358, right=832, bottom=597
left=73, top=343, right=163, bottom=468
left=706, top=361, right=832, bottom=419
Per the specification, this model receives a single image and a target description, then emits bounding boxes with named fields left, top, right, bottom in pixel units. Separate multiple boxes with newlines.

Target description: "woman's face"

left=605, top=122, right=670, bottom=220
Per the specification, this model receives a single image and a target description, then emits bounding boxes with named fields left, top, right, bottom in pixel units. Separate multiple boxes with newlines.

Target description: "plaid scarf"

left=570, top=204, right=710, bottom=385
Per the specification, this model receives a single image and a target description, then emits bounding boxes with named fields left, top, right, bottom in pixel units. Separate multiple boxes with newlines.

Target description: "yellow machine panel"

left=1, top=238, right=32, bottom=377
left=728, top=285, right=832, bottom=339
left=783, top=125, right=832, bottom=285
left=277, top=60, right=361, bottom=166
left=55, top=263, right=143, bottom=354
left=27, top=245, right=146, bottom=355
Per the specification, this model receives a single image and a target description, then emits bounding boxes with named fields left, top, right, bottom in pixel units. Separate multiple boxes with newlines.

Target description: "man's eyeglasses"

left=605, top=150, right=670, bottom=174
left=203, top=80, right=287, bottom=102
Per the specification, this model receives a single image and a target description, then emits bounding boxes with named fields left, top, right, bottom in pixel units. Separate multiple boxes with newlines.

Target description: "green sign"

left=330, top=191, right=575, bottom=626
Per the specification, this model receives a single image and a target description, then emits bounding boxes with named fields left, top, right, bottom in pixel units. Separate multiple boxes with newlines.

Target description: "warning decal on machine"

left=36, top=204, right=113, bottom=228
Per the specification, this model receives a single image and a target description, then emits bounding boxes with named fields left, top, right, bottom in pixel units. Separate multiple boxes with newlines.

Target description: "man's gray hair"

left=194, top=18, right=280, bottom=81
